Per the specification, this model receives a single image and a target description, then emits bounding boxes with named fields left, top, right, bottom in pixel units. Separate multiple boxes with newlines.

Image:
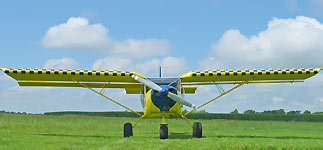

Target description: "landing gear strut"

left=159, top=112, right=168, bottom=139
left=124, top=123, right=133, bottom=137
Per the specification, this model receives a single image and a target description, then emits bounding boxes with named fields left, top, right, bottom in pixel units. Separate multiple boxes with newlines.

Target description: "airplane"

left=0, top=67, right=321, bottom=139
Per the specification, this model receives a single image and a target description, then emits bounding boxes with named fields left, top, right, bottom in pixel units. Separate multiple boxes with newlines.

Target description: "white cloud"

left=198, top=57, right=228, bottom=70
left=200, top=16, right=323, bottom=69
left=196, top=16, right=323, bottom=113
left=272, top=97, right=284, bottom=102
left=92, top=56, right=190, bottom=77
left=160, top=56, right=190, bottom=77
left=0, top=74, right=11, bottom=81
left=42, top=17, right=171, bottom=58
left=92, top=57, right=133, bottom=70
left=135, top=58, right=161, bottom=75
left=314, top=97, right=323, bottom=105
left=297, top=73, right=323, bottom=88
left=135, top=56, right=190, bottom=77
left=3, top=86, right=51, bottom=97
left=0, top=84, right=142, bottom=113
left=110, top=39, right=171, bottom=58
left=43, top=57, right=79, bottom=69
left=42, top=17, right=111, bottom=49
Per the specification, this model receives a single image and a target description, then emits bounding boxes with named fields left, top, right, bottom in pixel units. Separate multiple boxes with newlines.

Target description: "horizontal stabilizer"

left=182, top=86, right=197, bottom=94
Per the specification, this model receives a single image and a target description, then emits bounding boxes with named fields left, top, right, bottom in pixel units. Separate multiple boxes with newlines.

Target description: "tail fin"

left=159, top=66, right=162, bottom=78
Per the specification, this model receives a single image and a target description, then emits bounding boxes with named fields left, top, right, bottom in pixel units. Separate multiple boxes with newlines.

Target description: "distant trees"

left=230, top=109, right=239, bottom=114
left=287, top=110, right=301, bottom=115
left=243, top=110, right=255, bottom=114
left=303, top=110, right=311, bottom=115
left=195, top=110, right=207, bottom=113
left=182, top=109, right=208, bottom=114
left=262, top=109, right=285, bottom=115
left=1, top=109, right=322, bottom=121
left=0, top=110, right=28, bottom=115
left=237, top=109, right=315, bottom=115
left=313, top=112, right=323, bottom=115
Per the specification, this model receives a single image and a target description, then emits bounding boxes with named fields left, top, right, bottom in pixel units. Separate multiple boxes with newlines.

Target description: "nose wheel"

left=160, top=124, right=168, bottom=139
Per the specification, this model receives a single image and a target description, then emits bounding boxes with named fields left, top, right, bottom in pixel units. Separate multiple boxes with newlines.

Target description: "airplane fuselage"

left=143, top=85, right=182, bottom=118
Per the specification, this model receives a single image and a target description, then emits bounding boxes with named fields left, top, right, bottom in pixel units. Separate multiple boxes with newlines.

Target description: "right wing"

left=180, top=68, right=321, bottom=85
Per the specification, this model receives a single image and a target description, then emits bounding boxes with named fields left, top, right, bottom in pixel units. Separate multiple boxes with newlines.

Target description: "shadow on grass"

left=211, top=135, right=323, bottom=140
left=168, top=132, right=193, bottom=139
left=36, top=133, right=195, bottom=139
left=35, top=133, right=116, bottom=138
left=36, top=133, right=321, bottom=140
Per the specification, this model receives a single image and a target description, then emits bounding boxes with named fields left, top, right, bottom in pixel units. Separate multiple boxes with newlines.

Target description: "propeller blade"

left=132, top=75, right=162, bottom=92
left=167, top=92, right=196, bottom=108
left=132, top=75, right=196, bottom=109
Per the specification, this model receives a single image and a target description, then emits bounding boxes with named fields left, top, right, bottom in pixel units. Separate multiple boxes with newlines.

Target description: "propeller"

left=132, top=75, right=196, bottom=108
left=132, top=75, right=162, bottom=92
left=167, top=92, right=195, bottom=108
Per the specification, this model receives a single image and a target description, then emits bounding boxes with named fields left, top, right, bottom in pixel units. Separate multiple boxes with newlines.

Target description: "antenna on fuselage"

left=159, top=66, right=162, bottom=78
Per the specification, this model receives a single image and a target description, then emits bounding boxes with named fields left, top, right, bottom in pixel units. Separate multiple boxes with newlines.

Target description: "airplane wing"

left=0, top=68, right=145, bottom=93
left=180, top=68, right=321, bottom=85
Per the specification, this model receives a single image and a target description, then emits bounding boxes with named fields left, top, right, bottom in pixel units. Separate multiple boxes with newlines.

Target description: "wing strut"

left=75, top=81, right=143, bottom=118
left=183, top=81, right=247, bottom=117
left=215, top=83, right=225, bottom=94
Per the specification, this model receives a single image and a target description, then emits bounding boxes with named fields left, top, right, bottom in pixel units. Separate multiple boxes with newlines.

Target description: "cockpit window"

left=169, top=89, right=176, bottom=94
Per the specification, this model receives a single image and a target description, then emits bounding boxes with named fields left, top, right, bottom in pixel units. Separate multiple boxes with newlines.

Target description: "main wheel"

left=193, top=122, right=202, bottom=138
left=124, top=123, right=133, bottom=137
left=160, top=124, right=168, bottom=139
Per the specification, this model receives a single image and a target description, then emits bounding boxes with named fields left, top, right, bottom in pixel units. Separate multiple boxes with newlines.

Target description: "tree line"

left=230, top=109, right=318, bottom=115
left=1, top=109, right=323, bottom=122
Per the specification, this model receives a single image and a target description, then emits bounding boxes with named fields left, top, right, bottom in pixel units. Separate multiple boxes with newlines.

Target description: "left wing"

left=180, top=68, right=321, bottom=85
left=0, top=68, right=145, bottom=93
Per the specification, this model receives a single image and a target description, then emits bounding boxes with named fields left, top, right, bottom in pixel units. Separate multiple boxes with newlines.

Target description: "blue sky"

left=1, top=0, right=323, bottom=113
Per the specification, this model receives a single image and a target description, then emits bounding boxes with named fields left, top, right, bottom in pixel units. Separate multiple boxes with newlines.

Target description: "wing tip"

left=180, top=71, right=193, bottom=79
left=314, top=68, right=322, bottom=72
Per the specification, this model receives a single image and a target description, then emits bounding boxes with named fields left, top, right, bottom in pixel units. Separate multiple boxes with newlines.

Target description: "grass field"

left=1, top=115, right=323, bottom=149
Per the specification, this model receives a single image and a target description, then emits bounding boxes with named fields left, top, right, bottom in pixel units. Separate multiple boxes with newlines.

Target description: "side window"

left=169, top=89, right=176, bottom=94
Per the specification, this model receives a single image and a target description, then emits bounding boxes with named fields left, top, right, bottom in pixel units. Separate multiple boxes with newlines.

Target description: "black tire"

left=193, top=122, right=202, bottom=138
left=124, top=123, right=133, bottom=137
left=160, top=124, right=168, bottom=139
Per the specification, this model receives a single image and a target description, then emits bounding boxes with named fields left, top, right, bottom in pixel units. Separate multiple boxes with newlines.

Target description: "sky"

left=1, top=0, right=323, bottom=113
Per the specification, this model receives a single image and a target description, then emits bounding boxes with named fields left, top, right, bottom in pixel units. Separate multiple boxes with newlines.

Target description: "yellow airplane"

left=0, top=67, right=321, bottom=139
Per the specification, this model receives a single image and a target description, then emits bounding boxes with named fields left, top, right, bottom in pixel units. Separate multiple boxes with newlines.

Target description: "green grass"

left=1, top=114, right=323, bottom=149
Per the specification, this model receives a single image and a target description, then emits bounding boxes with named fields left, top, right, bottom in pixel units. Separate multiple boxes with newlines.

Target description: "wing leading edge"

left=180, top=68, right=321, bottom=84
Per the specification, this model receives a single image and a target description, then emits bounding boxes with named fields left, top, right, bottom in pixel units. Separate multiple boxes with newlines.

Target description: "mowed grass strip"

left=0, top=114, right=323, bottom=149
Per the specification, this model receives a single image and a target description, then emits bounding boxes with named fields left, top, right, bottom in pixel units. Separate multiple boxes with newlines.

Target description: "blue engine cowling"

left=150, top=85, right=178, bottom=111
